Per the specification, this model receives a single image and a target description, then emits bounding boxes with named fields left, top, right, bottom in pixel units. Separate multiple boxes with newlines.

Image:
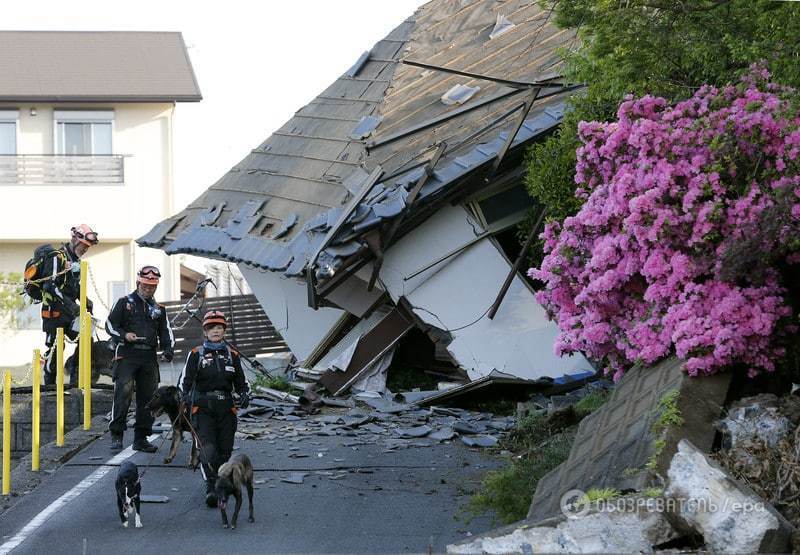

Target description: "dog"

left=146, top=385, right=199, bottom=468
left=215, top=453, right=255, bottom=529
left=115, top=461, right=142, bottom=528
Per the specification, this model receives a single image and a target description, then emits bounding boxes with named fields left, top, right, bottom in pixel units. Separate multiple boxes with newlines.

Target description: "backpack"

left=23, top=244, right=61, bottom=302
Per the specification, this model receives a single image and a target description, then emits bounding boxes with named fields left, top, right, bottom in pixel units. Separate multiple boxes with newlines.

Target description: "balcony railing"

left=0, top=155, right=124, bottom=184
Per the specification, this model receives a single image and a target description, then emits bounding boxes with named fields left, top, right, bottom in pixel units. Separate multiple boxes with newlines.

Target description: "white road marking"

left=0, top=434, right=160, bottom=554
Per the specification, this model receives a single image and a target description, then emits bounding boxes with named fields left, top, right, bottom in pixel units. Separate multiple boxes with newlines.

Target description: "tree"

left=529, top=71, right=800, bottom=380
left=0, top=273, right=27, bottom=330
left=525, top=0, right=800, bottom=254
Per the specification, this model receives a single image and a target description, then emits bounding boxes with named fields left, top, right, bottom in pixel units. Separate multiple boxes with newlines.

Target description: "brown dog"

left=146, top=385, right=199, bottom=468
left=215, top=453, right=255, bottom=529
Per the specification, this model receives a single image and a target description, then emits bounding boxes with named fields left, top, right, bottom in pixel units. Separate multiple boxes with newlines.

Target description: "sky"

left=4, top=0, right=423, bottom=208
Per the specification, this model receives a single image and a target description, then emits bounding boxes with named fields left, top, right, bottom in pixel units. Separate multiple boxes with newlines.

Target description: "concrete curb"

left=0, top=415, right=108, bottom=517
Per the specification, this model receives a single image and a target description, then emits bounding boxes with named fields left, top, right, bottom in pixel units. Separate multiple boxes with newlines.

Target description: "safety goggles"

left=71, top=227, right=99, bottom=246
left=137, top=266, right=161, bottom=285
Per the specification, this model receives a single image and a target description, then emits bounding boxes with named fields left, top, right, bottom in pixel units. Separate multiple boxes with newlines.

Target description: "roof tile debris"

left=440, top=83, right=481, bottom=105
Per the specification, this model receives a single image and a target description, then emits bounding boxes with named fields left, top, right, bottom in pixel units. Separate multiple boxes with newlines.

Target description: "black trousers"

left=109, top=352, right=159, bottom=442
left=43, top=321, right=81, bottom=386
left=193, top=398, right=237, bottom=486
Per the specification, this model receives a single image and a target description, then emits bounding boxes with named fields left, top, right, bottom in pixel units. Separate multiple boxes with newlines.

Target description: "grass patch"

left=574, top=389, right=610, bottom=415
left=646, top=389, right=683, bottom=470
left=466, top=430, right=576, bottom=524
left=642, top=487, right=664, bottom=498
left=465, top=389, right=611, bottom=525
left=253, top=374, right=293, bottom=392
left=582, top=487, right=620, bottom=502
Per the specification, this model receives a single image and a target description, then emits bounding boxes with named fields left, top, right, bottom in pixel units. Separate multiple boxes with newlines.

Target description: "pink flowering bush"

left=530, top=68, right=800, bottom=380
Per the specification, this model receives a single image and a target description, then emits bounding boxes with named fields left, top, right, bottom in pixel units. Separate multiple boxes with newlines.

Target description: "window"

left=0, top=110, right=19, bottom=155
left=108, top=280, right=128, bottom=309
left=54, top=110, right=113, bottom=155
left=469, top=183, right=534, bottom=230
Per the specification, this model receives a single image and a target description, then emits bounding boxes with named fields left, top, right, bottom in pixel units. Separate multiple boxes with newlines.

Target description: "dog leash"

left=137, top=411, right=182, bottom=481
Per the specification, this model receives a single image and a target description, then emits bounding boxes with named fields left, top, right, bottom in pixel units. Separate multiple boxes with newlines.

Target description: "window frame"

left=53, top=110, right=115, bottom=155
left=0, top=109, right=20, bottom=155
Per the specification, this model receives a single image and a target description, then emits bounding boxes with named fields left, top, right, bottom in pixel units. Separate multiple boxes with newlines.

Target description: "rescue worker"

left=106, top=266, right=174, bottom=452
left=39, top=224, right=98, bottom=386
left=178, top=310, right=250, bottom=507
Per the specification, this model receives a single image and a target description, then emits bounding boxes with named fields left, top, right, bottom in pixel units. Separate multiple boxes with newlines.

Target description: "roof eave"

left=0, top=94, right=202, bottom=103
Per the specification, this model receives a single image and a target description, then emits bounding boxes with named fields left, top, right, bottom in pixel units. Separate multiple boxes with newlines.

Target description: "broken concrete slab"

left=140, top=495, right=169, bottom=503
left=280, top=472, right=309, bottom=484
left=460, top=435, right=498, bottom=448
left=394, top=390, right=441, bottom=404
left=357, top=395, right=408, bottom=414
left=529, top=357, right=731, bottom=523
left=447, top=503, right=678, bottom=554
left=453, top=421, right=484, bottom=435
left=394, top=425, right=432, bottom=439
left=666, top=439, right=793, bottom=554
left=429, top=427, right=455, bottom=442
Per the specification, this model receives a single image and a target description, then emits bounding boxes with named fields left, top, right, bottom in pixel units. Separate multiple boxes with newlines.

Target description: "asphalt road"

left=0, top=410, right=505, bottom=554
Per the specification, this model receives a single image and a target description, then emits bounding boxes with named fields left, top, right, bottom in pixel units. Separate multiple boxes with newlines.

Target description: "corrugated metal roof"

left=0, top=31, right=201, bottom=102
left=139, top=0, right=577, bottom=281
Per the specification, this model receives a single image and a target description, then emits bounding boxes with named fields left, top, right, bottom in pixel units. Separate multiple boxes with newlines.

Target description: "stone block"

left=529, top=357, right=731, bottom=522
left=666, top=439, right=794, bottom=553
left=448, top=501, right=679, bottom=554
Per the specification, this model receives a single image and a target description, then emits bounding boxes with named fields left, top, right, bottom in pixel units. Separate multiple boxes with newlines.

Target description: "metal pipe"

left=79, top=260, right=88, bottom=393
left=403, top=230, right=492, bottom=282
left=56, top=328, right=64, bottom=446
left=402, top=59, right=566, bottom=90
left=487, top=208, right=547, bottom=320
left=32, top=350, right=40, bottom=471
left=484, top=87, right=541, bottom=183
left=252, top=385, right=299, bottom=404
left=367, top=83, right=584, bottom=152
left=3, top=370, right=11, bottom=495
left=83, top=311, right=91, bottom=430
left=367, top=88, right=523, bottom=150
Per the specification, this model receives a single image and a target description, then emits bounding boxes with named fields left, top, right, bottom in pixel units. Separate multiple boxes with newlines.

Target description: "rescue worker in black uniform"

left=37, top=224, right=98, bottom=386
left=178, top=310, right=251, bottom=507
left=106, top=266, right=174, bottom=452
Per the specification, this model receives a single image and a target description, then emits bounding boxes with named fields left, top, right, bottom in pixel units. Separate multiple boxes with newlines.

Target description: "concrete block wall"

left=0, top=390, right=113, bottom=461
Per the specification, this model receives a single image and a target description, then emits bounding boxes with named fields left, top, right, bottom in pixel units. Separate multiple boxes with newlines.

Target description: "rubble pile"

left=235, top=393, right=515, bottom=452
left=714, top=394, right=800, bottom=531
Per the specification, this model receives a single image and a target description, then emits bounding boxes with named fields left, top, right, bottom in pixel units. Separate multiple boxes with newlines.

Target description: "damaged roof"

left=139, top=0, right=577, bottom=280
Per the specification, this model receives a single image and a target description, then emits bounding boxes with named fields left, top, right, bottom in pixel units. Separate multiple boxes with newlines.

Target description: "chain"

left=0, top=362, right=35, bottom=390
left=87, top=265, right=110, bottom=312
left=0, top=266, right=72, bottom=288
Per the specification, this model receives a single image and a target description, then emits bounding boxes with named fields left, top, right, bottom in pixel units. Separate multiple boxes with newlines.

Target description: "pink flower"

left=530, top=69, right=800, bottom=378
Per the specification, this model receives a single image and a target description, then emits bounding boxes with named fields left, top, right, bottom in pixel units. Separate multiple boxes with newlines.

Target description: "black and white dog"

left=115, top=461, right=142, bottom=528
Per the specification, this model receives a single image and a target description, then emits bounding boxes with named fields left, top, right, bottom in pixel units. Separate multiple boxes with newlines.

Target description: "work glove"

left=237, top=392, right=250, bottom=409
left=161, top=351, right=174, bottom=363
left=181, top=392, right=193, bottom=408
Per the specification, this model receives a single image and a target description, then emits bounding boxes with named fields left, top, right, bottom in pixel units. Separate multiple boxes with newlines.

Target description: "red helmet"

left=137, top=265, right=161, bottom=285
left=71, top=224, right=98, bottom=247
left=202, top=310, right=227, bottom=329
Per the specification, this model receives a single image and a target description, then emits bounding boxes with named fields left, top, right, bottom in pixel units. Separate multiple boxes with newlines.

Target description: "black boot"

left=110, top=433, right=123, bottom=451
left=132, top=438, right=157, bottom=453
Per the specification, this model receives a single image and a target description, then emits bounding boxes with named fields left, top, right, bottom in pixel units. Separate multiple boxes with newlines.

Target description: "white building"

left=0, top=31, right=201, bottom=366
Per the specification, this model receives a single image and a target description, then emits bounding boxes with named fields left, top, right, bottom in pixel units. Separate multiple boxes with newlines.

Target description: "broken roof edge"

left=137, top=98, right=569, bottom=282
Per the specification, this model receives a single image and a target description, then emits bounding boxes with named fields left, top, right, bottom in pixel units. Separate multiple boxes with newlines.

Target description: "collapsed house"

left=139, top=0, right=593, bottom=394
